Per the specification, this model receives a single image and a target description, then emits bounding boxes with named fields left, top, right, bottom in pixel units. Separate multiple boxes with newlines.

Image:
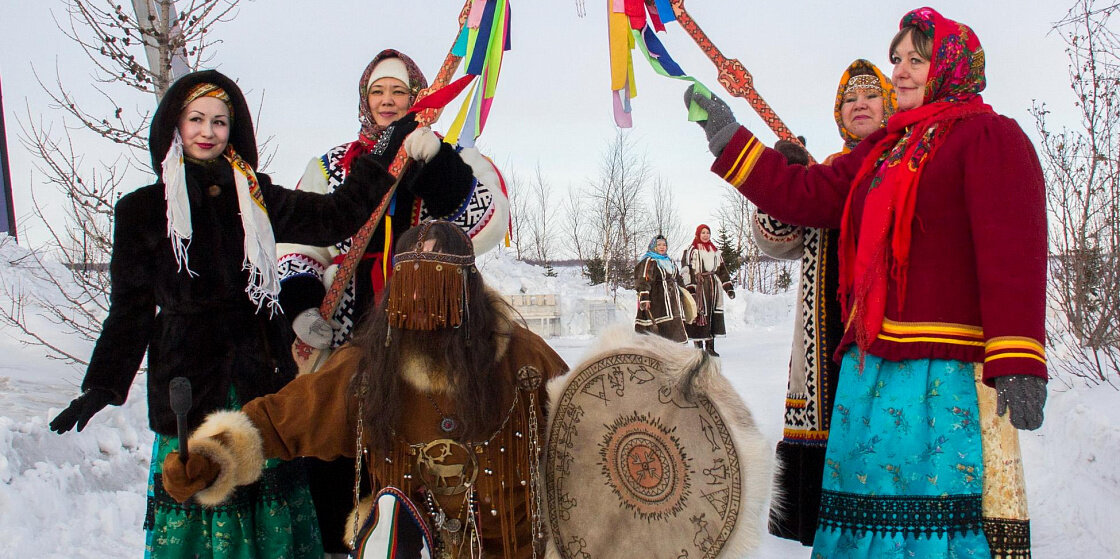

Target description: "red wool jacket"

left=712, top=113, right=1047, bottom=383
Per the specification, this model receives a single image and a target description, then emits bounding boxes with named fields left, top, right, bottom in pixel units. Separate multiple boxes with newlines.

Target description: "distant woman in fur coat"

left=681, top=224, right=735, bottom=356
left=634, top=234, right=689, bottom=343
left=48, top=69, right=411, bottom=558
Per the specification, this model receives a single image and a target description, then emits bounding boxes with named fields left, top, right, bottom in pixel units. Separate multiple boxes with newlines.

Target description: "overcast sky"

left=1, top=1, right=1080, bottom=251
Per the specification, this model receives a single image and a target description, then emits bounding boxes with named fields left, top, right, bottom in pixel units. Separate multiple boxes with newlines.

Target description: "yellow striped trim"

left=785, top=398, right=807, bottom=408
left=878, top=334, right=985, bottom=347
left=880, top=319, right=983, bottom=338
left=986, top=337, right=1045, bottom=355
left=721, top=139, right=752, bottom=181
left=729, top=140, right=765, bottom=187
left=985, top=352, right=1047, bottom=365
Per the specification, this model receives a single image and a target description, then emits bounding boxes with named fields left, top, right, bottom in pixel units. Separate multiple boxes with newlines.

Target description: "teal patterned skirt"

left=144, top=431, right=323, bottom=558
left=811, top=348, right=991, bottom=559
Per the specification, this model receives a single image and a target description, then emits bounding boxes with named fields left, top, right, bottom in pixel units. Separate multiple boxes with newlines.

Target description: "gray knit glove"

left=684, top=86, right=739, bottom=157
left=994, top=374, right=1047, bottom=431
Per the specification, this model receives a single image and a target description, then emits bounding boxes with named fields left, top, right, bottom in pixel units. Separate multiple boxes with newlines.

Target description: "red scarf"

left=837, top=7, right=993, bottom=349
left=691, top=224, right=717, bottom=252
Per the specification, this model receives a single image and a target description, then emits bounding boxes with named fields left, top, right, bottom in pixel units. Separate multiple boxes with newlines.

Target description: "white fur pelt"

left=543, top=325, right=772, bottom=558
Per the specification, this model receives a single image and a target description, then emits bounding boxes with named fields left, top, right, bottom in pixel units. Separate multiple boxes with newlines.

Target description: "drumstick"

left=169, top=377, right=193, bottom=463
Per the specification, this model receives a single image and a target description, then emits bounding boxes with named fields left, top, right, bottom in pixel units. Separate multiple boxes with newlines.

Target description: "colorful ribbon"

left=608, top=0, right=710, bottom=128
left=441, top=0, right=513, bottom=147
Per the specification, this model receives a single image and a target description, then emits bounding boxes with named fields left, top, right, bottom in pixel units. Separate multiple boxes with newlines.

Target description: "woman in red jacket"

left=687, top=7, right=1044, bottom=558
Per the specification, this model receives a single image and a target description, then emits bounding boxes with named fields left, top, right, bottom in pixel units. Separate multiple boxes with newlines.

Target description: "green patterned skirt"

left=144, top=433, right=323, bottom=558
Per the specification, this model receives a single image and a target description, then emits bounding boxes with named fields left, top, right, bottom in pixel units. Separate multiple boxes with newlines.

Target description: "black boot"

left=693, top=341, right=704, bottom=350
left=705, top=339, right=719, bottom=357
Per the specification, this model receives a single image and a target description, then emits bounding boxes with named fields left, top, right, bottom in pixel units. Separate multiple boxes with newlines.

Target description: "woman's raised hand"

left=403, top=127, right=441, bottom=163
left=684, top=85, right=739, bottom=156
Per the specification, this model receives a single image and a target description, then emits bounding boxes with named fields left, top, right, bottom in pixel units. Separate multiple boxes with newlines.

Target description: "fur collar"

left=400, top=287, right=514, bottom=394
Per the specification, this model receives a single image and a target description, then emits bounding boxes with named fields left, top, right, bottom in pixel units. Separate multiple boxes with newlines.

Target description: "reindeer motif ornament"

left=414, top=439, right=480, bottom=496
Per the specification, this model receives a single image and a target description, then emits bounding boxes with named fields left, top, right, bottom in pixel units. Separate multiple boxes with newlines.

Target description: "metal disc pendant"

left=439, top=416, right=458, bottom=433
left=444, top=518, right=462, bottom=533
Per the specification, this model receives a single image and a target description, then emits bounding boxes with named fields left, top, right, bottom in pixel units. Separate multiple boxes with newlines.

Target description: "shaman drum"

left=544, top=329, right=770, bottom=559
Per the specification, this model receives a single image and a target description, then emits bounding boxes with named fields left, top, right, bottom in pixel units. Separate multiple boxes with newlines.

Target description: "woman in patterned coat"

left=275, top=50, right=509, bottom=554
left=752, top=59, right=894, bottom=546
left=682, top=224, right=735, bottom=356
left=634, top=235, right=689, bottom=343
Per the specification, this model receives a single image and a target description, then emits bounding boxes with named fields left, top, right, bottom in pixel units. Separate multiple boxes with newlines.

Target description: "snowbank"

left=0, top=241, right=1116, bottom=558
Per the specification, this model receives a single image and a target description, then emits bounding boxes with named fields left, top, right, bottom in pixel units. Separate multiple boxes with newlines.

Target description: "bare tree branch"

left=7, top=0, right=243, bottom=364
left=1033, top=0, right=1120, bottom=387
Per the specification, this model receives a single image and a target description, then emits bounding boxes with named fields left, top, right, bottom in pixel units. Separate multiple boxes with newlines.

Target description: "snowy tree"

left=715, top=225, right=742, bottom=281
left=1032, top=0, right=1120, bottom=387
left=1, top=0, right=243, bottom=364
left=648, top=175, right=682, bottom=249
left=507, top=168, right=528, bottom=260
left=525, top=164, right=556, bottom=271
left=585, top=130, right=653, bottom=294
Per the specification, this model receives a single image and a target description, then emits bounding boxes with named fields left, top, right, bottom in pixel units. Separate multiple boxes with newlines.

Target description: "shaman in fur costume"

left=162, top=221, right=567, bottom=559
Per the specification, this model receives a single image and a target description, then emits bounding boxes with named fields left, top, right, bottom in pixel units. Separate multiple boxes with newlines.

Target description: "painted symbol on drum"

left=600, top=411, right=691, bottom=521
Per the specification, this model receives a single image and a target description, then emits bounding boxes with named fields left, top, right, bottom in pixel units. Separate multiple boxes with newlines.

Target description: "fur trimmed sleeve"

left=402, top=142, right=475, bottom=217
left=634, top=259, right=653, bottom=302
left=240, top=346, right=363, bottom=461
left=262, top=155, right=395, bottom=247
left=188, top=410, right=266, bottom=507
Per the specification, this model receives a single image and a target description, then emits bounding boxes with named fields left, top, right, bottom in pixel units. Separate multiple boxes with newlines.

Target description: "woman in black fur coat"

left=48, top=69, right=408, bottom=558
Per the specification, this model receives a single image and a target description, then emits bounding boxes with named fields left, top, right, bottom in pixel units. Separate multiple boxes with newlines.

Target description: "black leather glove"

left=994, top=374, right=1047, bottom=431
left=50, top=388, right=114, bottom=433
left=402, top=142, right=475, bottom=217
left=684, top=85, right=739, bottom=156
left=370, top=112, right=420, bottom=168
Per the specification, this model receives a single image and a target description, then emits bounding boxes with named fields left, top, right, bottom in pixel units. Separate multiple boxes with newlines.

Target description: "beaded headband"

left=843, top=74, right=883, bottom=96
left=392, top=220, right=476, bottom=267
left=386, top=221, right=475, bottom=332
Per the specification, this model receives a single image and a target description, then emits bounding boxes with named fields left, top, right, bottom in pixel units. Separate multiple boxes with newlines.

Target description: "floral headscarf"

left=336, top=50, right=429, bottom=175
left=902, top=6, right=986, bottom=105
left=357, top=49, right=428, bottom=142
left=838, top=7, right=994, bottom=350
left=833, top=59, right=896, bottom=151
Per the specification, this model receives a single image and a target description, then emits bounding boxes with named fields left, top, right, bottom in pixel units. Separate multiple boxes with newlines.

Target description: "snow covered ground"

left=0, top=237, right=1117, bottom=558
